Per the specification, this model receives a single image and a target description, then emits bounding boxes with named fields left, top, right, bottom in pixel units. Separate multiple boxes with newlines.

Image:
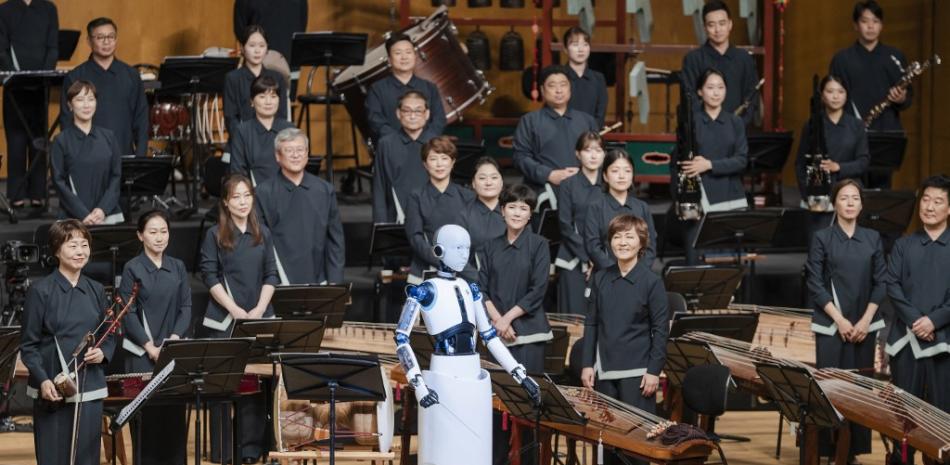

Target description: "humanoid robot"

left=394, top=224, right=541, bottom=465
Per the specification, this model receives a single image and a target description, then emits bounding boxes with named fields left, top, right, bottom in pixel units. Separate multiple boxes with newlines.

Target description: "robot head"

left=432, top=224, right=470, bottom=273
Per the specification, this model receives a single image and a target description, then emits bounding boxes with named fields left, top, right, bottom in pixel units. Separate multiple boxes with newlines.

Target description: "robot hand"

left=521, top=376, right=542, bottom=408
left=420, top=389, right=440, bottom=408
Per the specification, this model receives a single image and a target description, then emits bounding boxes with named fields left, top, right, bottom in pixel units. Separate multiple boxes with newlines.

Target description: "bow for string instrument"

left=53, top=281, right=140, bottom=398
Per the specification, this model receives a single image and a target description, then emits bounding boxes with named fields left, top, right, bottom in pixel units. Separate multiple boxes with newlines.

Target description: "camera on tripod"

left=1, top=241, right=40, bottom=265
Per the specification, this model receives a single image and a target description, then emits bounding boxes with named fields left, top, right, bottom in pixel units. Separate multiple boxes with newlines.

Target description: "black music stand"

left=755, top=363, right=843, bottom=465
left=663, top=265, right=744, bottom=310
left=489, top=369, right=585, bottom=465
left=859, top=189, right=916, bottom=252
left=536, top=208, right=561, bottom=264
left=120, top=156, right=174, bottom=213
left=369, top=223, right=412, bottom=268
left=232, top=319, right=326, bottom=457
left=746, top=131, right=794, bottom=206
left=664, top=338, right=719, bottom=387
left=450, top=140, right=487, bottom=184
left=867, top=130, right=908, bottom=172
left=157, top=56, right=239, bottom=216
left=154, top=338, right=253, bottom=465
left=291, top=32, right=367, bottom=184
left=669, top=312, right=759, bottom=341
left=279, top=352, right=386, bottom=465
left=271, top=284, right=350, bottom=328
left=694, top=209, right=784, bottom=303
left=86, top=225, right=141, bottom=285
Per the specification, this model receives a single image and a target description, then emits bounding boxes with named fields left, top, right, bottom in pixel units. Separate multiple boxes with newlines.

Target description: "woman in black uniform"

left=200, top=173, right=278, bottom=463
left=120, top=209, right=191, bottom=465
left=21, top=219, right=116, bottom=465
left=584, top=150, right=657, bottom=271
left=556, top=131, right=604, bottom=314
left=229, top=75, right=295, bottom=187
left=50, top=80, right=123, bottom=225
left=580, top=214, right=669, bottom=465
left=805, top=179, right=885, bottom=463
left=223, top=25, right=289, bottom=133
left=462, top=156, right=505, bottom=267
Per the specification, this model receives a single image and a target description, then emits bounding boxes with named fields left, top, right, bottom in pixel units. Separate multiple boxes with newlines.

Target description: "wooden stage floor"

left=0, top=411, right=891, bottom=465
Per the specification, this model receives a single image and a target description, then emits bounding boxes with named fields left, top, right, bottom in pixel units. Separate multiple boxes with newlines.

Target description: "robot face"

left=433, top=224, right=471, bottom=273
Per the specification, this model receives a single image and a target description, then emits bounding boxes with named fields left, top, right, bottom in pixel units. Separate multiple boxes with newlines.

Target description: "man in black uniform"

left=61, top=17, right=149, bottom=157
left=372, top=90, right=433, bottom=224
left=0, top=0, right=58, bottom=208
left=512, top=65, right=598, bottom=204
left=680, top=0, right=759, bottom=125
left=365, top=33, right=446, bottom=147
left=830, top=0, right=911, bottom=188
left=885, top=175, right=950, bottom=464
left=256, top=127, right=345, bottom=285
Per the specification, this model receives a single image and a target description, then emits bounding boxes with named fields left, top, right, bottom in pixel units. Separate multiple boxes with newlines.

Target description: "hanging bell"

left=501, top=0, right=525, bottom=7
left=466, top=27, right=491, bottom=71
left=432, top=0, right=456, bottom=5
left=469, top=0, right=491, bottom=7
left=499, top=28, right=525, bottom=71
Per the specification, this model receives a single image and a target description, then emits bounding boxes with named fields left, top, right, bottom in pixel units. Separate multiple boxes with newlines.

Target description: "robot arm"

left=394, top=283, right=439, bottom=408
left=471, top=282, right=542, bottom=406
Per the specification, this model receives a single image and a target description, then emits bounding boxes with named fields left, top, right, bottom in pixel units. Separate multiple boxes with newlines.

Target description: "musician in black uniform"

left=556, top=131, right=604, bottom=315
left=478, top=184, right=551, bottom=465
left=224, top=25, right=289, bottom=134
left=21, top=220, right=116, bottom=465
left=60, top=17, right=149, bottom=157
left=256, top=128, right=345, bottom=285
left=461, top=156, right=505, bottom=263
left=404, top=135, right=475, bottom=284
left=584, top=149, right=656, bottom=271
left=512, top=65, right=598, bottom=204
left=199, top=174, right=279, bottom=463
left=581, top=214, right=669, bottom=465
left=50, top=80, right=123, bottom=225
left=372, top=90, right=434, bottom=224
left=120, top=209, right=190, bottom=465
left=674, top=68, right=749, bottom=265
left=233, top=0, right=307, bottom=93
left=680, top=0, right=759, bottom=125
left=365, top=33, right=446, bottom=146
left=229, top=75, right=295, bottom=187
left=795, top=75, right=869, bottom=236
left=563, top=27, right=608, bottom=127
left=0, top=0, right=58, bottom=208
left=805, top=179, right=885, bottom=463
left=885, top=175, right=950, bottom=464
left=829, top=1, right=911, bottom=188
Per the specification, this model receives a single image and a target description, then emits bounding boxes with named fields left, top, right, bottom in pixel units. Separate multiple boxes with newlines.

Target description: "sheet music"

left=113, top=360, right=176, bottom=428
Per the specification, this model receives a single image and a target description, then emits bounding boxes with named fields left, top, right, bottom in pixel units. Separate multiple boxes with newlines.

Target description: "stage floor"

left=0, top=410, right=890, bottom=465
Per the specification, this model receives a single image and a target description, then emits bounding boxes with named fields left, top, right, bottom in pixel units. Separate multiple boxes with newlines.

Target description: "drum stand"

left=290, top=33, right=367, bottom=186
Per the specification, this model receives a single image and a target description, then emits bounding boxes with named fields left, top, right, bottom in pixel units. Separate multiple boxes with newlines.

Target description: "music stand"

left=669, top=312, right=759, bottom=341
left=663, top=265, right=744, bottom=310
left=157, top=56, right=239, bottom=216
left=858, top=189, right=916, bottom=245
left=279, top=352, right=386, bottom=465
left=120, top=156, right=174, bottom=212
left=489, top=369, right=586, bottom=465
left=694, top=209, right=784, bottom=303
left=86, top=225, right=141, bottom=285
left=58, top=30, right=81, bottom=62
left=232, top=319, right=326, bottom=456
left=755, top=363, right=843, bottom=465
left=746, top=131, right=793, bottom=206
left=291, top=32, right=367, bottom=184
left=867, top=130, right=908, bottom=172
left=536, top=208, right=561, bottom=264
left=450, top=140, right=487, bottom=184
left=664, top=338, right=719, bottom=387
left=271, top=284, right=350, bottom=328
left=369, top=223, right=412, bottom=269
left=154, top=338, right=253, bottom=465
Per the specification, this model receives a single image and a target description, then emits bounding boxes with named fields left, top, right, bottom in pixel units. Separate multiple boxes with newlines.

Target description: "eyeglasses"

left=280, top=147, right=308, bottom=155
left=92, top=34, right=117, bottom=43
left=399, top=107, right=426, bottom=116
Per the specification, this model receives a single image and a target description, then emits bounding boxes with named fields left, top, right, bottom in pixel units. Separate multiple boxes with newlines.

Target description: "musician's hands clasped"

left=640, top=373, right=660, bottom=397
left=850, top=317, right=871, bottom=343
left=912, top=316, right=935, bottom=341
left=84, top=347, right=104, bottom=364
left=547, top=167, right=579, bottom=186
left=580, top=367, right=595, bottom=390
left=835, top=316, right=855, bottom=342
left=82, top=208, right=106, bottom=225
left=679, top=156, right=712, bottom=177
left=40, top=379, right=62, bottom=401
left=144, top=341, right=161, bottom=362
left=819, top=159, right=841, bottom=173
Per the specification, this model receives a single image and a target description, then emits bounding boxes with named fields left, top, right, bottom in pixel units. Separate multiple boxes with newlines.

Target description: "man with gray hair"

left=255, top=127, right=345, bottom=284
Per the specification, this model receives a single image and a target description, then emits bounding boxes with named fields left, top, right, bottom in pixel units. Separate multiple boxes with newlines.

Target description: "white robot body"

left=393, top=225, right=541, bottom=465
